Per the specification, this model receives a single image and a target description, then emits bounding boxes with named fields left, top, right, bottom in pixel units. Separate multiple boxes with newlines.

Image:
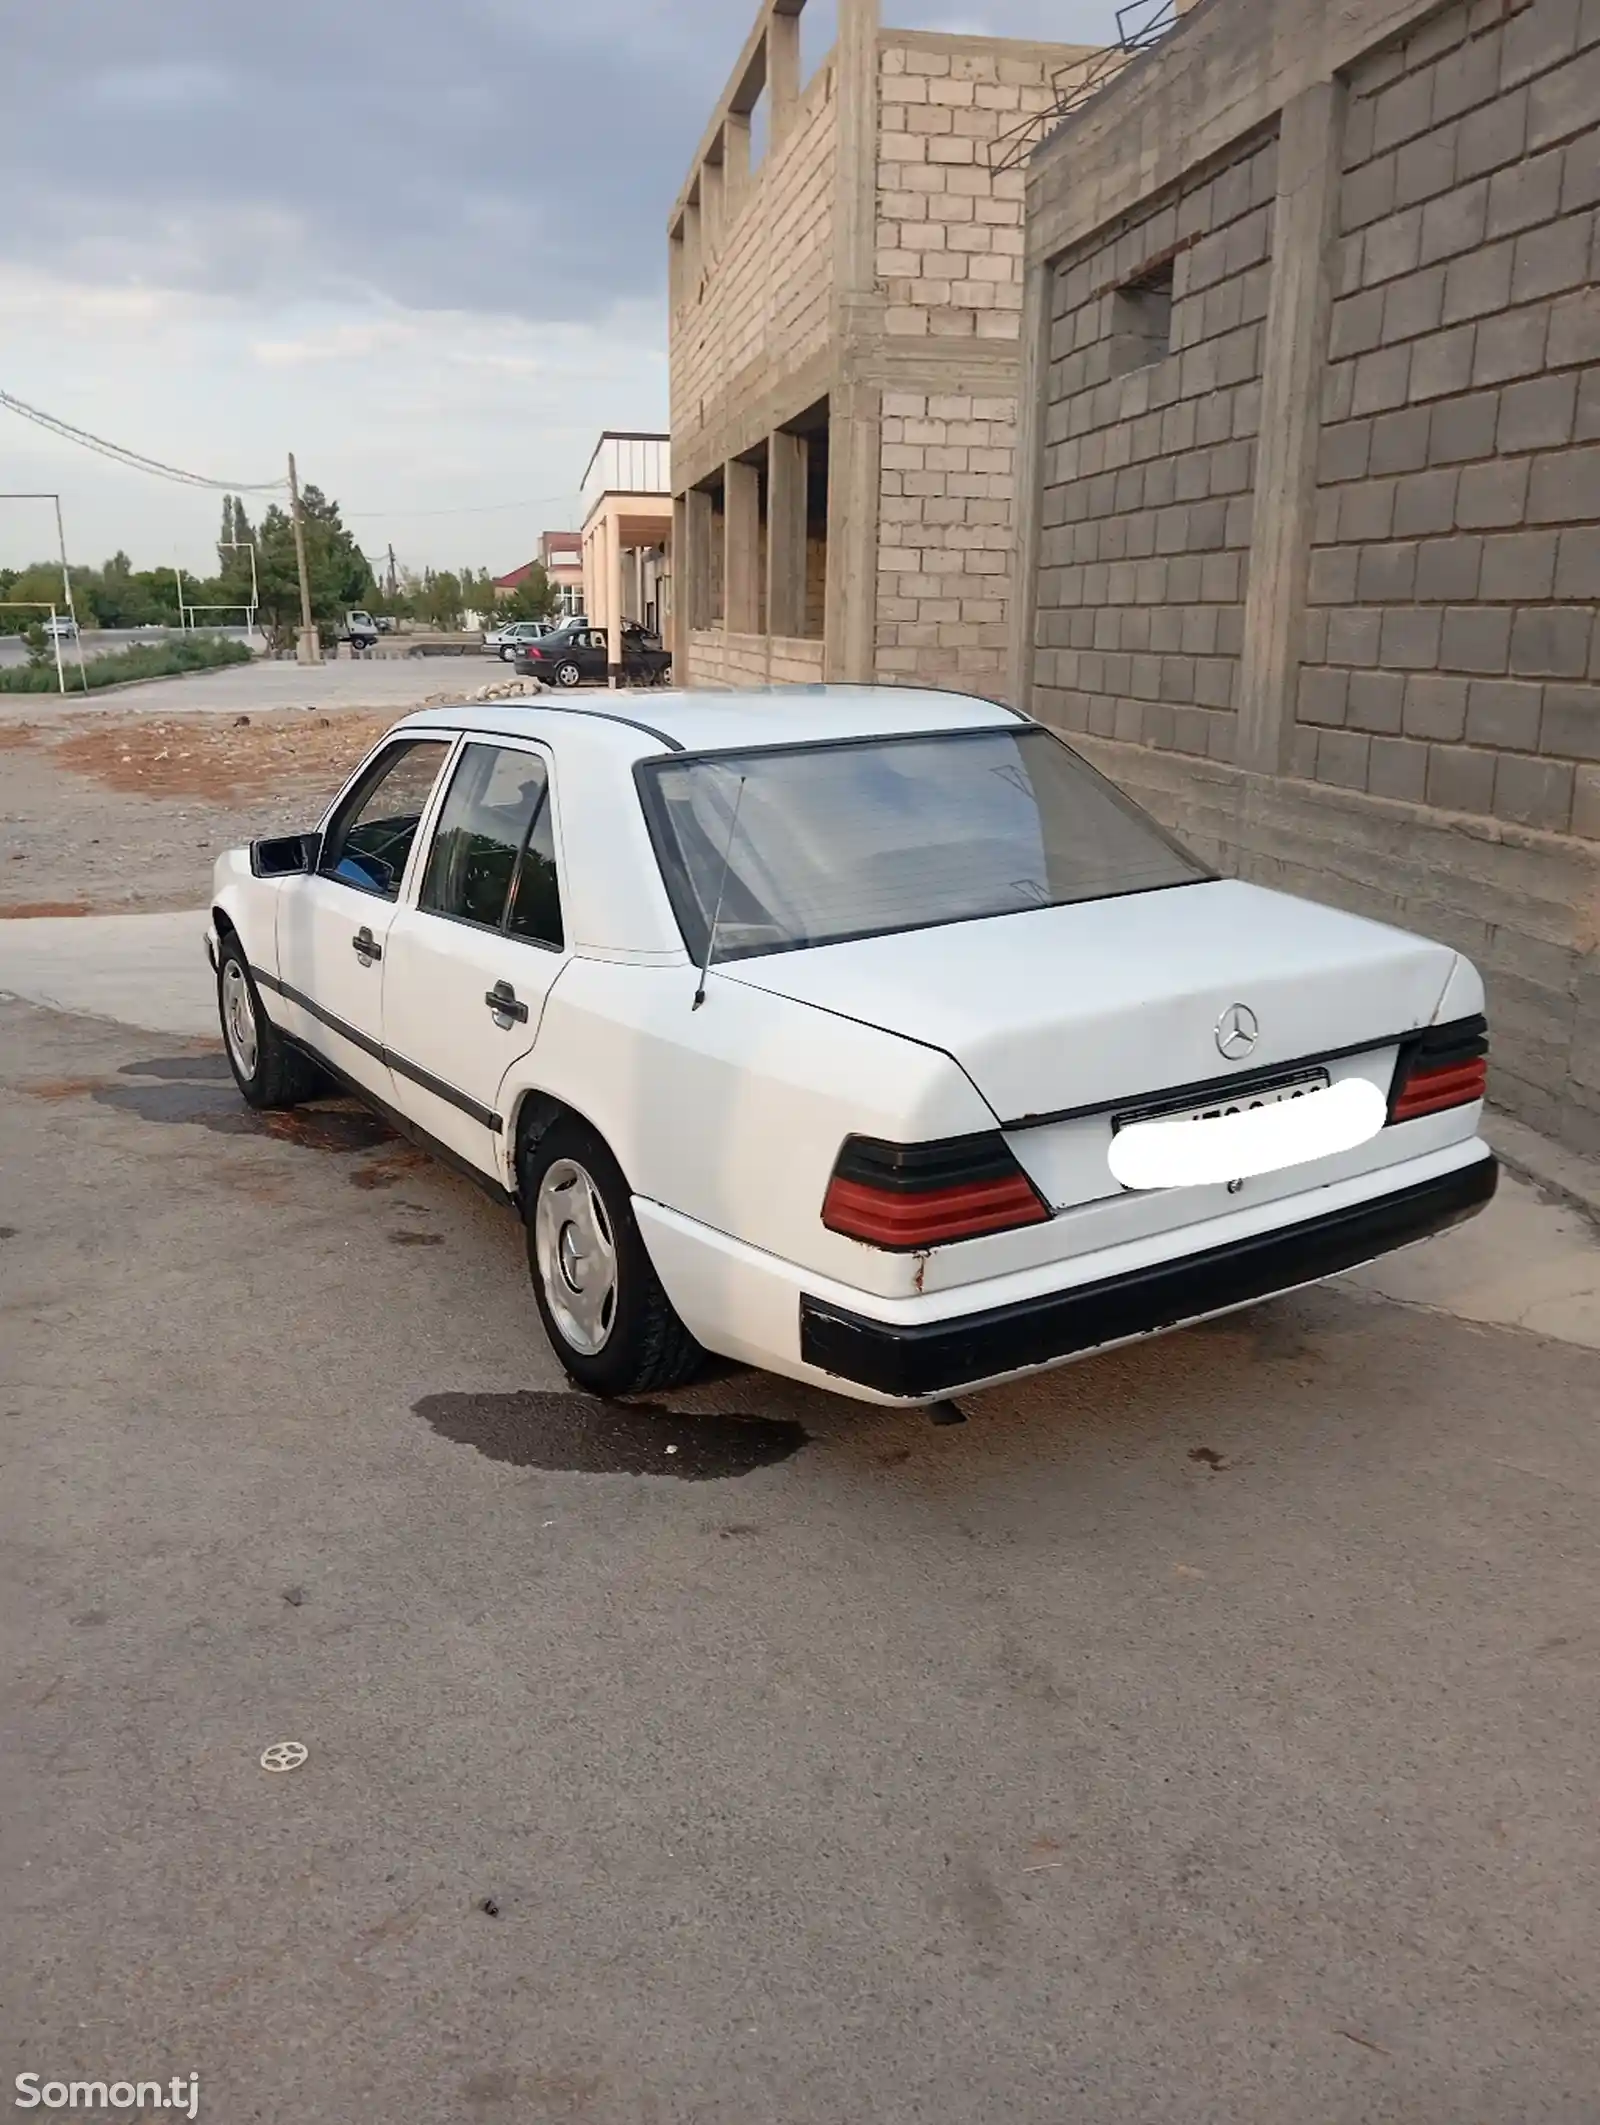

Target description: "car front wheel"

left=553, top=660, right=582, bottom=688
left=521, top=1116, right=703, bottom=1396
left=217, top=935, right=323, bottom=1109
left=499, top=645, right=516, bottom=662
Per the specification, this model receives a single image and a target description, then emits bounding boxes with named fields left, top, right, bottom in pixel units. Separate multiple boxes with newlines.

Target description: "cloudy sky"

left=2, top=0, right=1124, bottom=578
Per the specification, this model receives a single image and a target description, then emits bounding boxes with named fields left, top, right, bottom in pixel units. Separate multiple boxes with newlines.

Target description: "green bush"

left=0, top=633, right=253, bottom=695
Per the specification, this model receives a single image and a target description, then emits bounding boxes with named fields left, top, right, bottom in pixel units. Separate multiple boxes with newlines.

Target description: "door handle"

left=485, top=980, right=529, bottom=1025
left=352, top=927, right=382, bottom=962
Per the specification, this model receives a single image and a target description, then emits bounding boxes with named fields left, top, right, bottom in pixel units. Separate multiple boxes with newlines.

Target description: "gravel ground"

left=0, top=702, right=444, bottom=917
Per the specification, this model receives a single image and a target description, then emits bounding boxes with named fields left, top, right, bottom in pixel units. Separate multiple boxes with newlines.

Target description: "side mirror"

left=250, top=831, right=322, bottom=878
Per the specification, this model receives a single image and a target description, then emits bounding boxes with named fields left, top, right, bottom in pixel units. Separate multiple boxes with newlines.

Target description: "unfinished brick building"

left=1014, top=0, right=1600, bottom=1149
left=667, top=0, right=1100, bottom=693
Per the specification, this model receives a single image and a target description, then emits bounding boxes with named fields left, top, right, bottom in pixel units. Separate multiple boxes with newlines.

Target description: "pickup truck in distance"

left=343, top=611, right=380, bottom=650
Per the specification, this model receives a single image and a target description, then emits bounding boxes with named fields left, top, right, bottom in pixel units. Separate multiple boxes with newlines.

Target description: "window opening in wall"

left=1109, top=261, right=1173, bottom=373
left=800, top=0, right=839, bottom=87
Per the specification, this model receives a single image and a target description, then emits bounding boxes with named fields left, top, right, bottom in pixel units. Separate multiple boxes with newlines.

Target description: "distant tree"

left=496, top=563, right=557, bottom=624
left=421, top=569, right=465, bottom=630
left=253, top=482, right=373, bottom=654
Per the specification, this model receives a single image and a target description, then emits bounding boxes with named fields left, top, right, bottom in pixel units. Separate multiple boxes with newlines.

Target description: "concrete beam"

left=1236, top=79, right=1345, bottom=775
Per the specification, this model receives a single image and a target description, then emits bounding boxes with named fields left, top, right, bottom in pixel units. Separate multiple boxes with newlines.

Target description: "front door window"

left=321, top=740, right=451, bottom=898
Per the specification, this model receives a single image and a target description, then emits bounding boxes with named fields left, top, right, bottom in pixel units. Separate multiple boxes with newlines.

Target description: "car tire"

left=521, top=1115, right=704, bottom=1397
left=499, top=645, right=516, bottom=662
left=554, top=661, right=582, bottom=688
left=217, top=934, right=323, bottom=1110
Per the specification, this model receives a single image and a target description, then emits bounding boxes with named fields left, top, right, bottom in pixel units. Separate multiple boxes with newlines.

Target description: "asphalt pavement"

left=4, top=918, right=1599, bottom=2124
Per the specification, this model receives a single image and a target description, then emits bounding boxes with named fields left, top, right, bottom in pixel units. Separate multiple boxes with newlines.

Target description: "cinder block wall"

left=875, top=34, right=1095, bottom=694
left=669, top=57, right=839, bottom=499
left=1018, top=0, right=1600, bottom=1150
left=1034, top=128, right=1278, bottom=755
left=1298, top=0, right=1600, bottom=835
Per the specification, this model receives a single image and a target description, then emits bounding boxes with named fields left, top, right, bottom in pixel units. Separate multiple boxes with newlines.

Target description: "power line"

left=0, top=387, right=286, bottom=493
left=2, top=385, right=581, bottom=523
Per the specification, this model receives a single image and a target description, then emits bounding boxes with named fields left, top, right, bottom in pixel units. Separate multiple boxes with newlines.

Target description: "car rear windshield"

left=638, top=724, right=1212, bottom=965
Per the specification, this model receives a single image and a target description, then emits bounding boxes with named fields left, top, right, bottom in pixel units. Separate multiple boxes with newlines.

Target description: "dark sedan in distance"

left=514, top=622, right=671, bottom=688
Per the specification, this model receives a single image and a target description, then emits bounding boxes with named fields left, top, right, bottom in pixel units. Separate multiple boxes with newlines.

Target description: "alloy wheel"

left=534, top=1158, right=618, bottom=1356
left=221, top=959, right=259, bottom=1079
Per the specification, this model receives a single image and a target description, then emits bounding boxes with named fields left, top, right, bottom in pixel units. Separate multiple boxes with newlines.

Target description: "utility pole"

left=287, top=451, right=321, bottom=665
left=386, top=543, right=397, bottom=599
left=50, top=496, right=87, bottom=691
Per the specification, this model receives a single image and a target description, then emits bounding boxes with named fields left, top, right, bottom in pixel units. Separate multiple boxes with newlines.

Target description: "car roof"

left=392, top=683, right=1026, bottom=758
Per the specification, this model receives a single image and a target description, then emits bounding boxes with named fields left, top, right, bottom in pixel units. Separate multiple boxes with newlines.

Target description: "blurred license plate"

left=1114, top=1070, right=1331, bottom=1132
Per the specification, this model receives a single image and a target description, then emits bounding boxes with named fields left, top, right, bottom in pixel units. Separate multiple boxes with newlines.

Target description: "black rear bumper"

left=799, top=1154, right=1498, bottom=1401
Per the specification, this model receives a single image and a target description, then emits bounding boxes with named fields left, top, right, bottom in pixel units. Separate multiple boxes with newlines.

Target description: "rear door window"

left=419, top=742, right=563, bottom=945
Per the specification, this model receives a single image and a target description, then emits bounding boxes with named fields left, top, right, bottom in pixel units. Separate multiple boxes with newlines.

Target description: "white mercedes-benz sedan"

left=206, top=687, right=1496, bottom=1406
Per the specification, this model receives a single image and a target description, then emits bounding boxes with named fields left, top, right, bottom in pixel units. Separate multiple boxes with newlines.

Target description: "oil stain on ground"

left=416, top=1390, right=808, bottom=1480
left=81, top=1053, right=395, bottom=1153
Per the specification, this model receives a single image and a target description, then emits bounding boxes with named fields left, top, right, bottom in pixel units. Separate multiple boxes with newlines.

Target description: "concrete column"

left=687, top=488, right=715, bottom=634
left=834, top=0, right=880, bottom=310
left=581, top=528, right=598, bottom=632
left=606, top=512, right=624, bottom=689
left=1236, top=80, right=1347, bottom=775
left=671, top=495, right=689, bottom=678
left=767, top=429, right=809, bottom=641
left=701, top=152, right=725, bottom=259
left=723, top=112, right=751, bottom=221
left=724, top=458, right=761, bottom=637
left=825, top=0, right=882, bottom=684
left=1008, top=253, right=1056, bottom=713
left=823, top=380, right=881, bottom=684
left=768, top=2, right=801, bottom=144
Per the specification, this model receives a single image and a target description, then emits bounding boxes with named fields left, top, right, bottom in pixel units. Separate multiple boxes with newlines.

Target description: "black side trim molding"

left=800, top=1155, right=1498, bottom=1400
left=253, top=965, right=503, bottom=1135
left=279, top=1032, right=516, bottom=1210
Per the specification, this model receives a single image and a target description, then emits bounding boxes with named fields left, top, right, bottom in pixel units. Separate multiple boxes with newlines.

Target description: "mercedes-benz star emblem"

left=1215, top=1003, right=1259, bottom=1061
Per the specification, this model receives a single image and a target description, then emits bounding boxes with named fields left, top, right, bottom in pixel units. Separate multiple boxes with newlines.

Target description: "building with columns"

left=579, top=432, right=673, bottom=680
left=667, top=0, right=1104, bottom=695
left=1013, top=0, right=1600, bottom=1149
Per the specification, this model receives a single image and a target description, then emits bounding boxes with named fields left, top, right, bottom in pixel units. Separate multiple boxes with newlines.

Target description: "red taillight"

left=1388, top=1016, right=1488, bottom=1123
left=822, top=1132, right=1049, bottom=1249
left=1390, top=1056, right=1487, bottom=1121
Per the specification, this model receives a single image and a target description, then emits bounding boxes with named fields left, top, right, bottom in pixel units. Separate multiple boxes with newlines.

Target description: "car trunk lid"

left=718, top=879, right=1456, bottom=1125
